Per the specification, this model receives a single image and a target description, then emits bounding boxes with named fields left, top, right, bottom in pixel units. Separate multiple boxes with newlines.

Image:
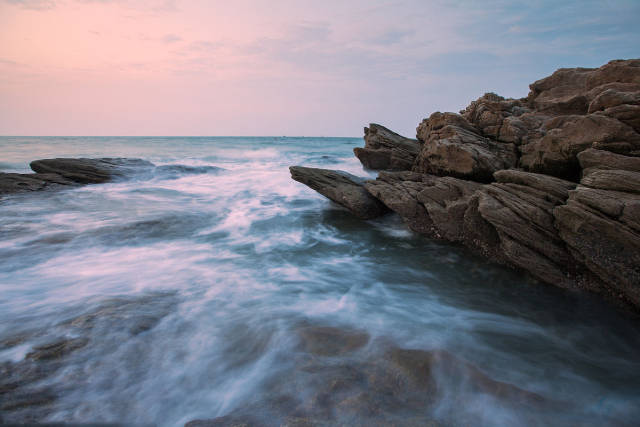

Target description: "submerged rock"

left=289, top=166, right=388, bottom=219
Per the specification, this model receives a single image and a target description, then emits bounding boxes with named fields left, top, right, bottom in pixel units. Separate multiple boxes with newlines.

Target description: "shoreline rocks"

left=290, top=58, right=640, bottom=312
left=289, top=166, right=389, bottom=219
left=1, top=157, right=155, bottom=197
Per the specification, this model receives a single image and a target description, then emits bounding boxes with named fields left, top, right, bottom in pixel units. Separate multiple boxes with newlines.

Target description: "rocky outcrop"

left=1, top=157, right=156, bottom=198
left=0, top=172, right=76, bottom=195
left=353, top=124, right=421, bottom=170
left=289, top=166, right=388, bottom=219
left=30, top=158, right=154, bottom=184
left=414, top=112, right=517, bottom=182
left=290, top=58, right=640, bottom=311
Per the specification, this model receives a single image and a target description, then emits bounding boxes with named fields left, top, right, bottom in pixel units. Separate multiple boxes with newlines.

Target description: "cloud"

left=3, top=0, right=55, bottom=10
left=162, top=33, right=182, bottom=44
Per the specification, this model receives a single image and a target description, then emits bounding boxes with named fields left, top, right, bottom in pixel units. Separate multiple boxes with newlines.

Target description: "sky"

left=0, top=0, right=639, bottom=137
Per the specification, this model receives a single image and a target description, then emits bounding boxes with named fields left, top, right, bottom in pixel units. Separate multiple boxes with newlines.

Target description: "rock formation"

left=1, top=158, right=153, bottom=196
left=291, top=59, right=640, bottom=311
left=289, top=166, right=388, bottom=219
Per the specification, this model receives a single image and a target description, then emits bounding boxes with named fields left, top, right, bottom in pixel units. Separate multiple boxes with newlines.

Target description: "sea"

left=0, top=136, right=639, bottom=426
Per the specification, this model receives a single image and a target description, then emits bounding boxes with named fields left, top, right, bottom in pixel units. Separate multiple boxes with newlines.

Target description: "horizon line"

left=0, top=135, right=364, bottom=139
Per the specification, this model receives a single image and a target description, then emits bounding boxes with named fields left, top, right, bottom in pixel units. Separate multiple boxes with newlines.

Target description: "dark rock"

left=0, top=172, right=76, bottom=195
left=289, top=166, right=389, bottom=219
left=554, top=194, right=640, bottom=306
left=580, top=169, right=640, bottom=194
left=354, top=124, right=420, bottom=171
left=296, top=325, right=369, bottom=357
left=413, top=112, right=517, bottom=182
left=578, top=148, right=640, bottom=176
left=25, top=337, right=89, bottom=361
left=364, top=171, right=437, bottom=234
left=30, top=157, right=154, bottom=184
left=384, top=348, right=546, bottom=405
left=476, top=172, right=577, bottom=287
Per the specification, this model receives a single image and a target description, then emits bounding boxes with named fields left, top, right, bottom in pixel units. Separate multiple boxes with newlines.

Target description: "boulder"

left=289, top=166, right=389, bottom=219
left=461, top=92, right=530, bottom=140
left=30, top=158, right=154, bottom=184
left=354, top=124, right=421, bottom=171
left=0, top=172, right=75, bottom=196
left=577, top=148, right=640, bottom=175
left=364, top=171, right=436, bottom=234
left=520, top=114, right=640, bottom=180
left=413, top=112, right=517, bottom=182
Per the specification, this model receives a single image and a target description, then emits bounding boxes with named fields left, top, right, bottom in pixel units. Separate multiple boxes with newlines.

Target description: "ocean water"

left=0, top=136, right=639, bottom=426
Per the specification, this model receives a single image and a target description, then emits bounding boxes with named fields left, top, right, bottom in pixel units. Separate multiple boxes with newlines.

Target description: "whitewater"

left=0, top=136, right=639, bottom=426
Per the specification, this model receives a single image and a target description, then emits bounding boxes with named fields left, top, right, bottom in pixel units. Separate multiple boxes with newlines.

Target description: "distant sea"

left=1, top=136, right=639, bottom=426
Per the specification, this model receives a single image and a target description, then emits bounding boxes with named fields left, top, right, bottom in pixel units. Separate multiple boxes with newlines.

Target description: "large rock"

left=353, top=124, right=421, bottom=171
left=363, top=171, right=436, bottom=234
left=577, top=148, right=640, bottom=176
left=461, top=92, right=531, bottom=141
left=0, top=172, right=75, bottom=196
left=554, top=191, right=640, bottom=306
left=476, top=171, right=578, bottom=287
left=289, top=166, right=388, bottom=219
left=30, top=158, right=154, bottom=184
left=413, top=112, right=517, bottom=182
left=520, top=114, right=640, bottom=180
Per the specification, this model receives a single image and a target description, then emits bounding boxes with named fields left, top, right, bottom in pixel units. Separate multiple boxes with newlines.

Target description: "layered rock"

left=353, top=124, right=421, bottom=171
left=290, top=58, right=640, bottom=311
left=289, top=166, right=388, bottom=219
left=0, top=172, right=76, bottom=195
left=414, top=112, right=517, bottom=182
left=30, top=158, right=154, bottom=184
left=554, top=148, right=640, bottom=307
left=1, top=157, right=156, bottom=198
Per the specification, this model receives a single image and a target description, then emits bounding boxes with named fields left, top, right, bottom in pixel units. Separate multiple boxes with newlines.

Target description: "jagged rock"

left=289, top=166, right=388, bottom=219
left=527, top=67, right=593, bottom=115
left=413, top=112, right=517, bottom=182
left=364, top=171, right=436, bottom=234
left=353, top=124, right=420, bottom=171
left=365, top=171, right=484, bottom=243
left=30, top=158, right=154, bottom=184
left=581, top=169, right=640, bottom=194
left=461, top=93, right=530, bottom=140
left=578, top=148, right=640, bottom=176
left=415, top=177, right=483, bottom=242
left=520, top=114, right=640, bottom=180
left=476, top=171, right=577, bottom=286
left=554, top=193, right=640, bottom=306
left=0, top=172, right=75, bottom=195
left=585, top=59, right=640, bottom=90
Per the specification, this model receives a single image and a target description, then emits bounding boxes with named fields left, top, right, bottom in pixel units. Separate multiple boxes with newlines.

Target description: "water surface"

left=1, top=136, right=639, bottom=426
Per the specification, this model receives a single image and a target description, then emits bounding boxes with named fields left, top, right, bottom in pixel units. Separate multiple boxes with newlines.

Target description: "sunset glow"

left=1, top=0, right=639, bottom=135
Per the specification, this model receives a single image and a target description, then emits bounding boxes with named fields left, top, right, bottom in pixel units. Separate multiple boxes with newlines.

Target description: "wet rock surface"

left=0, top=293, right=177, bottom=424
left=289, top=166, right=389, bottom=219
left=290, top=58, right=640, bottom=310
left=186, top=324, right=553, bottom=427
left=30, top=157, right=155, bottom=184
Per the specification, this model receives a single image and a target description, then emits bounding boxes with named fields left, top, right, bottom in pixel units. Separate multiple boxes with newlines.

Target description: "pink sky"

left=1, top=0, right=638, bottom=136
